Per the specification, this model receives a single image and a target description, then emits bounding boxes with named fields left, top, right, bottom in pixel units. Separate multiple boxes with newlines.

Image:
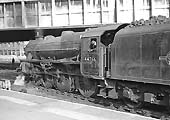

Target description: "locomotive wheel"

left=53, top=77, right=58, bottom=89
left=56, top=75, right=72, bottom=92
left=34, top=76, right=46, bottom=87
left=78, top=77, right=98, bottom=98
left=44, top=75, right=54, bottom=89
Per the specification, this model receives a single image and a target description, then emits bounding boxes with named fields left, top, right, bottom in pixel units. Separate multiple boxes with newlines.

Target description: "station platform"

left=0, top=89, right=158, bottom=120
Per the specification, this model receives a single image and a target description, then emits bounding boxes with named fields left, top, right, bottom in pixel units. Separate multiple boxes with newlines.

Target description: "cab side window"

left=90, top=38, right=97, bottom=50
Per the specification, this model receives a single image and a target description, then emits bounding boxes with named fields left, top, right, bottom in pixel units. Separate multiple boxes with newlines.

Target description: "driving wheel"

left=56, top=74, right=72, bottom=92
left=78, top=77, right=98, bottom=98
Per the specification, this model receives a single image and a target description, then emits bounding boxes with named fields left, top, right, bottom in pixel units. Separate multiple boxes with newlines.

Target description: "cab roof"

left=81, top=24, right=126, bottom=38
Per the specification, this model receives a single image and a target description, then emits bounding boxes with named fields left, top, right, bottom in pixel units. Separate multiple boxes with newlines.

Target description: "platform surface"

left=0, top=89, right=158, bottom=120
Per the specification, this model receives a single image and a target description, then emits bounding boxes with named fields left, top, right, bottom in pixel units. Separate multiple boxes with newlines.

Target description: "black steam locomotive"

left=20, top=16, right=170, bottom=108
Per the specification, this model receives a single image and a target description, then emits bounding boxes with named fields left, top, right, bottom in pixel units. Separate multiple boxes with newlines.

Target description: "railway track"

left=11, top=81, right=170, bottom=120
left=0, top=69, right=169, bottom=120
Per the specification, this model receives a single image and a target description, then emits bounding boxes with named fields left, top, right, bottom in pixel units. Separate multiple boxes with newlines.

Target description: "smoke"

left=14, top=75, right=25, bottom=86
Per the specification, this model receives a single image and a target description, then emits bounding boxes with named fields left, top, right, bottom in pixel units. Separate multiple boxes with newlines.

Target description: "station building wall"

left=0, top=0, right=169, bottom=29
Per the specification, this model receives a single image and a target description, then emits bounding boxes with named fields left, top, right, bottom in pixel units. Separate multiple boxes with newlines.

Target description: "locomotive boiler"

left=20, top=16, right=170, bottom=109
left=25, top=31, right=82, bottom=60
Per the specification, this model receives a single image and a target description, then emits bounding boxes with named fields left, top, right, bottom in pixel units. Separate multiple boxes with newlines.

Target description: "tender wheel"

left=122, top=89, right=144, bottom=109
left=56, top=74, right=72, bottom=92
left=116, top=83, right=144, bottom=109
left=78, top=77, right=98, bottom=98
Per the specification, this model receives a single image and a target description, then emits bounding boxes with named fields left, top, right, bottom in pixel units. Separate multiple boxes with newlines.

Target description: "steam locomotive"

left=20, top=16, right=170, bottom=108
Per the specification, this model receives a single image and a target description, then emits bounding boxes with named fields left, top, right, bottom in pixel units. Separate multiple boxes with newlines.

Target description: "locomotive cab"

left=81, top=35, right=102, bottom=79
left=80, top=24, right=129, bottom=79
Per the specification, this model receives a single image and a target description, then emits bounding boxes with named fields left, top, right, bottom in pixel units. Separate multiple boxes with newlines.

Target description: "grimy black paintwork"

left=21, top=21, right=170, bottom=108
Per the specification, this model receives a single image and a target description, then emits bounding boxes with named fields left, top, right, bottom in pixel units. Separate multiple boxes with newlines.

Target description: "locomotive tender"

left=20, top=17, right=170, bottom=108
